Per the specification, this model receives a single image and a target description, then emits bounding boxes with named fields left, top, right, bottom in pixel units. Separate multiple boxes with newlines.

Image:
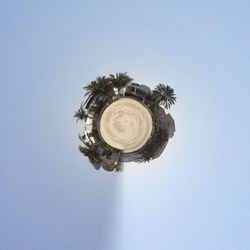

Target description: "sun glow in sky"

left=1, top=0, right=250, bottom=250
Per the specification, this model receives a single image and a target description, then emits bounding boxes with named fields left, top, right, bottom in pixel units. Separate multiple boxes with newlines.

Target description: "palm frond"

left=79, top=145, right=102, bottom=169
left=153, top=84, right=176, bottom=109
left=74, top=108, right=88, bottom=122
left=83, top=76, right=114, bottom=99
left=109, top=72, right=133, bottom=90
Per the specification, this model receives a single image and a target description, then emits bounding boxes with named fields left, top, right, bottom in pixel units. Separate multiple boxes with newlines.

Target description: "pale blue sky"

left=1, top=0, right=250, bottom=250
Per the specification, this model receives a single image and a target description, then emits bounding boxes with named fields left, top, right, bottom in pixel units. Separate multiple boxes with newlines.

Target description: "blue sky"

left=1, top=0, right=250, bottom=249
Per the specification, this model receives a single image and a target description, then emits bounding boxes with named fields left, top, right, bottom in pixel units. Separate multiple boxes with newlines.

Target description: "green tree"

left=109, top=72, right=133, bottom=92
left=74, top=108, right=88, bottom=122
left=83, top=76, right=114, bottom=100
left=89, top=98, right=109, bottom=115
left=145, top=92, right=160, bottom=112
left=153, top=84, right=176, bottom=109
left=101, top=143, right=121, bottom=160
left=79, top=145, right=101, bottom=170
left=136, top=143, right=155, bottom=163
left=136, top=136, right=156, bottom=163
left=136, top=127, right=169, bottom=163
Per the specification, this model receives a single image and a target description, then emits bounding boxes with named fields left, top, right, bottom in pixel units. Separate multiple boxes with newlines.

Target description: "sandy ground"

left=99, top=98, right=153, bottom=153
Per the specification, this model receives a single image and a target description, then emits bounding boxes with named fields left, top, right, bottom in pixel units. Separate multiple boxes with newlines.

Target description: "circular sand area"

left=99, top=98, right=153, bottom=153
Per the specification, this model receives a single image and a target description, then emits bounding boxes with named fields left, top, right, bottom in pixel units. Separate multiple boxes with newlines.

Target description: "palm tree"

left=79, top=145, right=101, bottom=170
left=109, top=72, right=133, bottom=92
left=101, top=143, right=121, bottom=160
left=89, top=98, right=109, bottom=115
left=136, top=127, right=169, bottom=163
left=83, top=76, right=114, bottom=100
left=145, top=92, right=160, bottom=112
left=74, top=108, right=88, bottom=122
left=136, top=144, right=154, bottom=163
left=135, top=136, right=154, bottom=163
left=152, top=84, right=176, bottom=109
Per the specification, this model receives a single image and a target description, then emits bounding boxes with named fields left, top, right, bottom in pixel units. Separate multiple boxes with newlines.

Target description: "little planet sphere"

left=74, top=73, right=176, bottom=172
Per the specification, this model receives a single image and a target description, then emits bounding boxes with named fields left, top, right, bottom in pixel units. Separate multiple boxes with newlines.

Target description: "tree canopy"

left=152, top=84, right=176, bottom=109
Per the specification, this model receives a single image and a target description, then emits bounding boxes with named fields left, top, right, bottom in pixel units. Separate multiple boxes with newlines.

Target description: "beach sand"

left=99, top=98, right=153, bottom=153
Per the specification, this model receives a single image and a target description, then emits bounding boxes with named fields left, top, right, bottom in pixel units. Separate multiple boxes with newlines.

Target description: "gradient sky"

left=1, top=0, right=250, bottom=249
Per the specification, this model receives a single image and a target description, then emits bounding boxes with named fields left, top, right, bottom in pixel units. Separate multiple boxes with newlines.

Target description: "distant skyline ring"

left=99, top=98, right=153, bottom=153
